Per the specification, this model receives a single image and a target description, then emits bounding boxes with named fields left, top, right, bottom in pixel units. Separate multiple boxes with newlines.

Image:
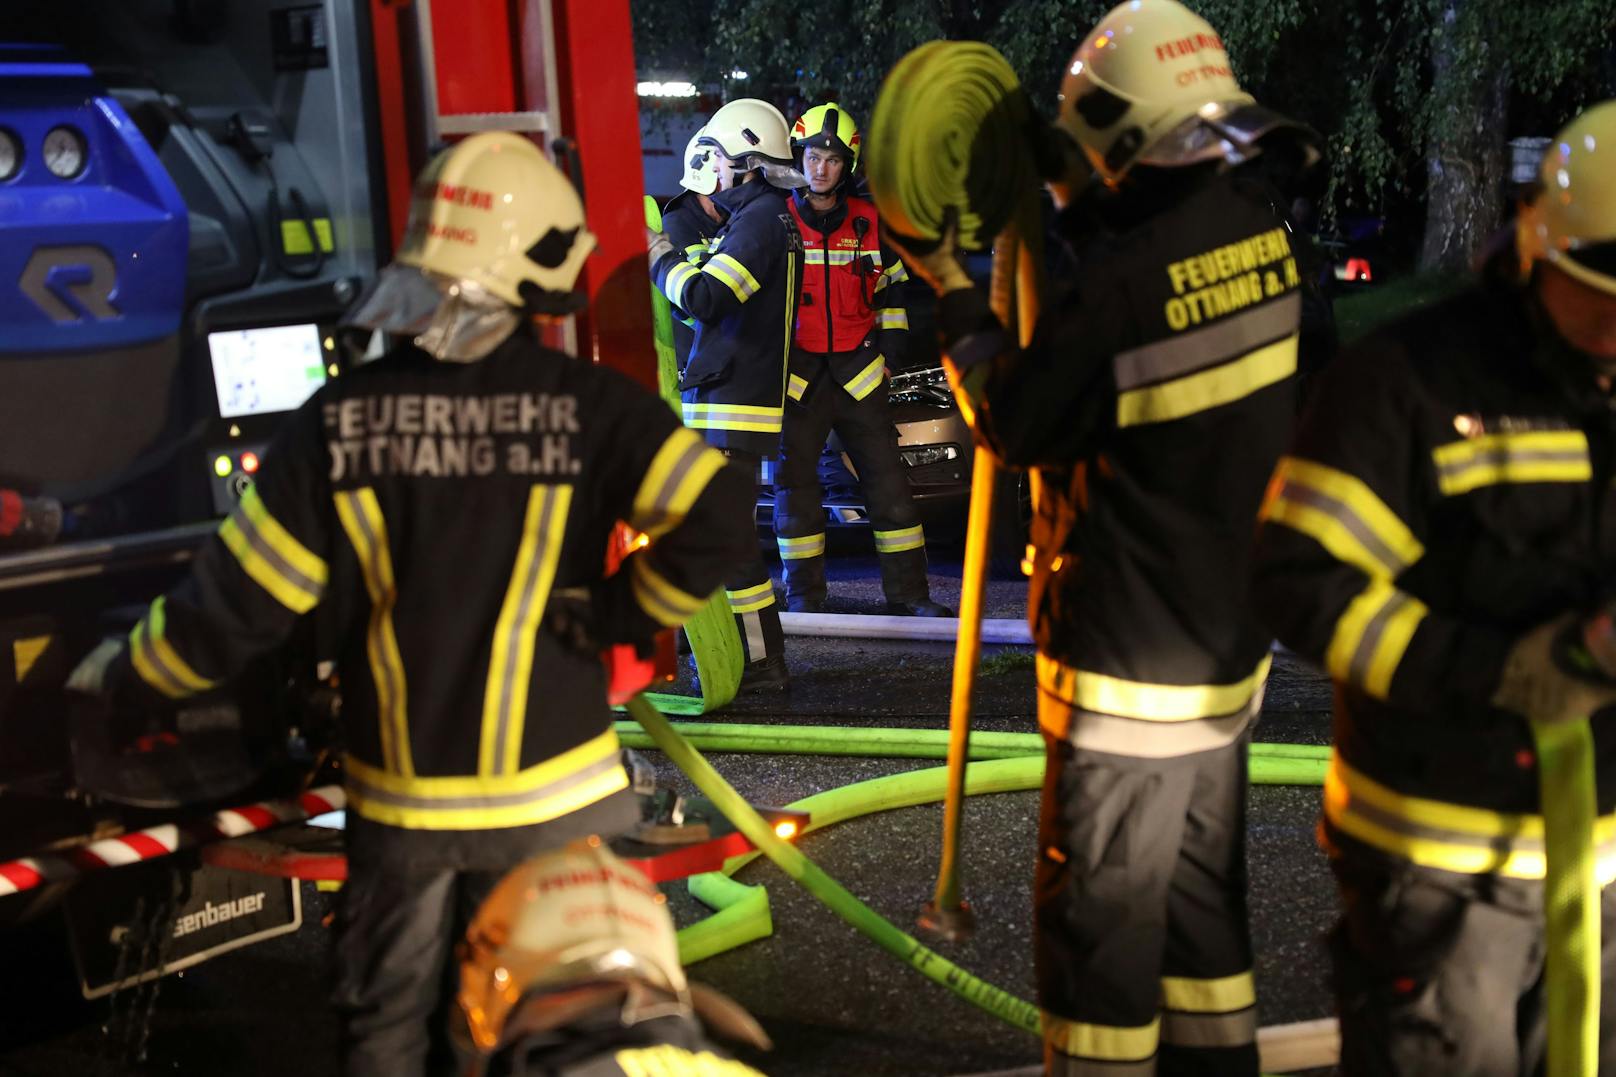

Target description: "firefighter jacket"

left=118, top=326, right=750, bottom=836
left=661, top=191, right=722, bottom=371
left=652, top=179, right=803, bottom=456
left=937, top=164, right=1302, bottom=758
left=1252, top=272, right=1616, bottom=883
left=785, top=191, right=910, bottom=403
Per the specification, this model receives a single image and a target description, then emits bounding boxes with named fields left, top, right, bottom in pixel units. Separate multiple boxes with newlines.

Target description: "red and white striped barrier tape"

left=0, top=785, right=346, bottom=897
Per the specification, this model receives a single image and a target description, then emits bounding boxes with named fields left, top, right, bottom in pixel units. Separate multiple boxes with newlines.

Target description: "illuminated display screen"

left=208, top=323, right=327, bottom=419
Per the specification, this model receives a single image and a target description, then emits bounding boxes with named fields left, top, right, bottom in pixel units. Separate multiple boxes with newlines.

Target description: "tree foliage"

left=633, top=0, right=1616, bottom=262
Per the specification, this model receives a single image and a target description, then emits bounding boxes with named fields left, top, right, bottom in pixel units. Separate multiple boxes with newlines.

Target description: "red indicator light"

left=240, top=452, right=260, bottom=473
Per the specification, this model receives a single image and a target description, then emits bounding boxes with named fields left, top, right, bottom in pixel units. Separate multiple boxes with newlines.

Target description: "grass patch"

left=980, top=648, right=1036, bottom=676
left=1335, top=273, right=1466, bottom=343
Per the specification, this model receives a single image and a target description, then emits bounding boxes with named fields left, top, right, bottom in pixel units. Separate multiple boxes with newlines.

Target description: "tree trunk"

left=1418, top=3, right=1510, bottom=274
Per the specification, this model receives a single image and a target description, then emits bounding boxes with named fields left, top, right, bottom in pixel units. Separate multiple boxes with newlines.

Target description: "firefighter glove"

left=884, top=212, right=972, bottom=296
left=1493, top=614, right=1616, bottom=725
left=647, top=226, right=676, bottom=274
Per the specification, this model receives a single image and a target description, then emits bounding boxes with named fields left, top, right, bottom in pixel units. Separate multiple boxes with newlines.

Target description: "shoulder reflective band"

left=219, top=484, right=328, bottom=614
left=342, top=728, right=627, bottom=830
left=631, top=556, right=711, bottom=627
left=703, top=253, right=762, bottom=303
left=631, top=427, right=726, bottom=540
left=1535, top=717, right=1600, bottom=1077
left=874, top=524, right=924, bottom=554
left=335, top=487, right=413, bottom=777
left=1115, top=333, right=1297, bottom=428
left=479, top=484, right=572, bottom=777
left=128, top=595, right=218, bottom=699
left=1432, top=430, right=1590, bottom=496
left=1261, top=455, right=1425, bottom=579
left=842, top=353, right=886, bottom=401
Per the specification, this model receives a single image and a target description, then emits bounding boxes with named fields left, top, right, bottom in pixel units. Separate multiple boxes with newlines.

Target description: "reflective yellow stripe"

left=787, top=373, right=809, bottom=401
left=874, top=262, right=909, bottom=291
left=681, top=243, right=707, bottom=261
left=128, top=596, right=217, bottom=699
left=218, top=484, right=327, bottom=614
left=335, top=488, right=412, bottom=777
left=1036, top=653, right=1270, bottom=722
left=873, top=523, right=924, bottom=553
left=1115, top=333, right=1296, bottom=427
left=876, top=309, right=910, bottom=331
left=630, top=427, right=726, bottom=540
left=1432, top=430, right=1591, bottom=495
left=480, top=486, right=571, bottom=776
left=631, top=557, right=710, bottom=626
left=781, top=249, right=796, bottom=404
left=681, top=402, right=784, bottom=434
left=726, top=581, right=776, bottom=614
left=843, top=352, right=886, bottom=401
left=702, top=252, right=761, bottom=301
left=777, top=533, right=826, bottom=560
left=664, top=260, right=700, bottom=308
left=343, top=729, right=628, bottom=830
left=1161, top=971, right=1255, bottom=1014
left=1261, top=456, right=1424, bottom=578
left=1043, top=1013, right=1159, bottom=1063
left=615, top=1044, right=765, bottom=1077
left=1325, top=579, right=1427, bottom=699
left=1325, top=754, right=1616, bottom=882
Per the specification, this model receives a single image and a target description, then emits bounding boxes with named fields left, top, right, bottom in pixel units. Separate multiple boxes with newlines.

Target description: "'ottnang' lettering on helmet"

left=427, top=221, right=478, bottom=245
left=324, top=392, right=584, bottom=481
left=435, top=182, right=495, bottom=211
left=1154, top=33, right=1226, bottom=62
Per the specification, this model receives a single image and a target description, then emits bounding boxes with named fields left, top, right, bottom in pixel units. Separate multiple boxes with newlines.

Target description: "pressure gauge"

left=0, top=129, right=18, bottom=181
left=42, top=125, right=86, bottom=179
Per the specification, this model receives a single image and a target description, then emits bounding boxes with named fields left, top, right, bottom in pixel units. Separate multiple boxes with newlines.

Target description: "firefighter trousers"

left=775, top=366, right=930, bottom=607
left=1036, top=720, right=1258, bottom=1077
left=1329, top=838, right=1616, bottom=1075
left=332, top=852, right=501, bottom=1077
left=716, top=448, right=783, bottom=665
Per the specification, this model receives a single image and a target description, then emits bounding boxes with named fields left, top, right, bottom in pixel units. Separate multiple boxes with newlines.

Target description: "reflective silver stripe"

left=742, top=610, right=766, bottom=663
left=1113, top=292, right=1300, bottom=391
left=488, top=488, right=565, bottom=775
left=680, top=404, right=783, bottom=432
left=876, top=310, right=910, bottom=331
left=1437, top=448, right=1589, bottom=481
left=346, top=748, right=623, bottom=814
left=787, top=373, right=809, bottom=401
left=843, top=354, right=886, bottom=401
left=1039, top=688, right=1257, bottom=758
left=1345, top=588, right=1418, bottom=685
left=875, top=263, right=909, bottom=292
left=634, top=435, right=711, bottom=537
left=777, top=533, right=826, bottom=560
left=226, top=501, right=327, bottom=611
left=664, top=260, right=700, bottom=308
left=1272, top=480, right=1412, bottom=577
left=1160, top=1009, right=1257, bottom=1048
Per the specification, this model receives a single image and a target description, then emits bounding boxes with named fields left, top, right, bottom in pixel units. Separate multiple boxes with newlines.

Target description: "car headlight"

left=899, top=444, right=960, bottom=468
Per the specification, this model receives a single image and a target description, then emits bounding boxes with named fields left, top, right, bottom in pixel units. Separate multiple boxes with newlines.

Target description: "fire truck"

left=0, top=0, right=700, bottom=1007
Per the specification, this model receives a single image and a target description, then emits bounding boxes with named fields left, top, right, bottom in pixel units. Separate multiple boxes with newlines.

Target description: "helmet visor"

left=345, top=264, right=520, bottom=362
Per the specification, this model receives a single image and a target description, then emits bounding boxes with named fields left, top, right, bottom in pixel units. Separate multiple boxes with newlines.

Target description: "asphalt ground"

left=0, top=546, right=1340, bottom=1077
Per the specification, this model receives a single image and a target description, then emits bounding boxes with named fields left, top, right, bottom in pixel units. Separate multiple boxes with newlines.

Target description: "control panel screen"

left=208, top=323, right=327, bottom=419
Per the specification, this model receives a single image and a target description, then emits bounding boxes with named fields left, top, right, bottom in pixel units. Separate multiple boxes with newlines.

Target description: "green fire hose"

left=868, top=40, right=1044, bottom=940
left=1535, top=717, right=1599, bottom=1076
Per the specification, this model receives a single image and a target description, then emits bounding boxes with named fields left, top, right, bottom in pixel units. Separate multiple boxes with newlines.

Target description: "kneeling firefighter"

left=648, top=99, right=806, bottom=692
left=457, top=840, right=770, bottom=1076
left=893, top=1, right=1321, bottom=1072
left=70, top=132, right=752, bottom=1077
left=776, top=102, right=951, bottom=617
left=1253, top=102, right=1616, bottom=1074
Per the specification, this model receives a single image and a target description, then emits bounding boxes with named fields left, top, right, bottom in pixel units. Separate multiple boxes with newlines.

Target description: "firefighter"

left=457, top=840, right=771, bottom=1076
left=648, top=98, right=805, bottom=690
left=776, top=103, right=951, bottom=617
left=1252, top=102, right=1616, bottom=1073
left=68, top=132, right=752, bottom=1077
left=891, top=2, right=1320, bottom=1071
left=663, top=129, right=724, bottom=371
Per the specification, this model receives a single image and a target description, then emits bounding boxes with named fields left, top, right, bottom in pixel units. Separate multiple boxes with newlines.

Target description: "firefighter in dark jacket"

left=663, top=129, right=724, bottom=371
left=1252, top=103, right=1616, bottom=1074
left=777, top=103, right=951, bottom=617
left=70, top=133, right=751, bottom=1077
left=649, top=98, right=806, bottom=689
left=894, top=3, right=1320, bottom=1071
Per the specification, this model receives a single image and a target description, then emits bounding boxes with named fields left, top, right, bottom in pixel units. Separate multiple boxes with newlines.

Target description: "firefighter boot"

left=877, top=544, right=951, bottom=617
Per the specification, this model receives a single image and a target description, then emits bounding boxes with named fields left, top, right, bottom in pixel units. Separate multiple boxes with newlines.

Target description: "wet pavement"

left=0, top=549, right=1340, bottom=1077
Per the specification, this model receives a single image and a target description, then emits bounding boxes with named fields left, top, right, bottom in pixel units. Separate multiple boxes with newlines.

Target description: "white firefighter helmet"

left=345, top=131, right=597, bottom=360
left=457, top=839, right=770, bottom=1057
left=1057, top=0, right=1310, bottom=184
left=1519, top=101, right=1616, bottom=296
left=680, top=127, right=720, bottom=196
left=698, top=98, right=806, bottom=189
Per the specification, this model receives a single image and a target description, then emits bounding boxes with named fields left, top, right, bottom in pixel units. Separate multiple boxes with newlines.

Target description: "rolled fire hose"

left=868, top=40, right=1043, bottom=936
left=1534, top=717, right=1599, bottom=1076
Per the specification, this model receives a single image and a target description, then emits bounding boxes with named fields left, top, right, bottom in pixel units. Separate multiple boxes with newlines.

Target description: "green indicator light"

left=214, top=454, right=233, bottom=478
